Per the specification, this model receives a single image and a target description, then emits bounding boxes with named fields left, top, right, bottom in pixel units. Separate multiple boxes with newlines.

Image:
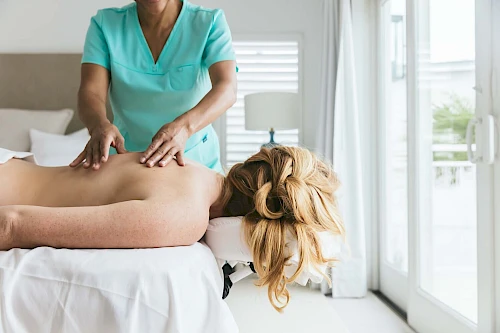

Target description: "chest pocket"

left=168, top=64, right=198, bottom=91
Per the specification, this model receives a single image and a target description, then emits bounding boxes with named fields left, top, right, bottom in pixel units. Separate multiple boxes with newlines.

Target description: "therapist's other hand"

left=70, top=122, right=127, bottom=170
left=141, top=121, right=188, bottom=168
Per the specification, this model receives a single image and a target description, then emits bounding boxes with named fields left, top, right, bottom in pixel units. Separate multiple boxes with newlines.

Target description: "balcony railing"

left=432, top=144, right=475, bottom=187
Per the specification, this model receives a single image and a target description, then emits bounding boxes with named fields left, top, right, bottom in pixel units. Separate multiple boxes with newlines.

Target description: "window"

left=224, top=41, right=300, bottom=166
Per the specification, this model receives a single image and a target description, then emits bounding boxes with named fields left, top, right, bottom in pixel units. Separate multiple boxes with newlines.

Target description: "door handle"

left=484, top=114, right=496, bottom=164
left=466, top=118, right=481, bottom=163
left=466, top=115, right=497, bottom=164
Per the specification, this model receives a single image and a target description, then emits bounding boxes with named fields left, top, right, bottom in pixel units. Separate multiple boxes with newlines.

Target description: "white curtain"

left=316, top=0, right=340, bottom=162
left=316, top=0, right=367, bottom=298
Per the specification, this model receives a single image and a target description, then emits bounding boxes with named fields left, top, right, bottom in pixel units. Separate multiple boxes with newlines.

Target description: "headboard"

left=0, top=54, right=111, bottom=133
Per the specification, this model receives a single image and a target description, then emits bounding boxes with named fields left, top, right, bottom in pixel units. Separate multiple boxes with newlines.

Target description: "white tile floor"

left=329, top=293, right=415, bottom=333
left=226, top=277, right=349, bottom=333
left=226, top=276, right=415, bottom=333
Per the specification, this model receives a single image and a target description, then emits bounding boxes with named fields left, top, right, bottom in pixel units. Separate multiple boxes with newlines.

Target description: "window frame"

left=376, top=0, right=410, bottom=313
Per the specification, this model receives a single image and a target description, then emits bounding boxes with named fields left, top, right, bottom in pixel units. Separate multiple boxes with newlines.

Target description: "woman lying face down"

left=0, top=146, right=344, bottom=310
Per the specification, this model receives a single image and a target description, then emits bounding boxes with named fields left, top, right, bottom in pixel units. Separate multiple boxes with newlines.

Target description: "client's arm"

left=1, top=199, right=207, bottom=250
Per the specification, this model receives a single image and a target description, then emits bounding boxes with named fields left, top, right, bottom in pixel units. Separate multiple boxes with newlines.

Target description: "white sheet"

left=0, top=147, right=35, bottom=164
left=0, top=243, right=238, bottom=333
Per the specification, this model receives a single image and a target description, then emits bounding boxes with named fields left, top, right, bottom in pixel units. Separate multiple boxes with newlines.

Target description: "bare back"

left=0, top=153, right=222, bottom=249
left=0, top=153, right=217, bottom=207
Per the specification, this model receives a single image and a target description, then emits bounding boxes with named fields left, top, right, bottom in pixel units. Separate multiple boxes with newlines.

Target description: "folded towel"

left=0, top=147, right=37, bottom=164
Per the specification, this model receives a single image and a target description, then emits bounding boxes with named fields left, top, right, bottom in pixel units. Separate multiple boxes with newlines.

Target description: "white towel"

left=206, top=216, right=343, bottom=286
left=0, top=147, right=37, bottom=164
left=284, top=230, right=342, bottom=285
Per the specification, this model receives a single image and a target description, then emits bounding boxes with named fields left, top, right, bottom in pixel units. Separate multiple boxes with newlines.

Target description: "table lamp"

left=244, top=92, right=300, bottom=147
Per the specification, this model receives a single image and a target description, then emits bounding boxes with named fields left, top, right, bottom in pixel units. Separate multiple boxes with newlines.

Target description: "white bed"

left=0, top=54, right=238, bottom=332
left=0, top=243, right=238, bottom=333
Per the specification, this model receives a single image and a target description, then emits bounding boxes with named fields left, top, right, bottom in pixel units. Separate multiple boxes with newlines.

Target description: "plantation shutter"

left=225, top=41, right=300, bottom=166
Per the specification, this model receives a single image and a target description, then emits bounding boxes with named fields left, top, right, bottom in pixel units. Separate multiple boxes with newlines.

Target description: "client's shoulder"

left=150, top=161, right=214, bottom=228
left=176, top=159, right=219, bottom=189
left=154, top=158, right=218, bottom=195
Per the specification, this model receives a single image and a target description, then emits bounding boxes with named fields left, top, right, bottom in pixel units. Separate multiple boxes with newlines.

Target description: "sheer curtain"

left=316, top=0, right=367, bottom=298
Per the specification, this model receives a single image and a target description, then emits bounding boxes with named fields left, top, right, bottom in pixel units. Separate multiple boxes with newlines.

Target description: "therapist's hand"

left=70, top=122, right=127, bottom=170
left=141, top=121, right=189, bottom=168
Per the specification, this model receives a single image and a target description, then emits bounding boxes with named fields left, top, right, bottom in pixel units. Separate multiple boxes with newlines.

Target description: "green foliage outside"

left=432, top=94, right=474, bottom=161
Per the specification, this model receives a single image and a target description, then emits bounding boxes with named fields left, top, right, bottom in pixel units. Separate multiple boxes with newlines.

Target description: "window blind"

left=225, top=41, right=300, bottom=165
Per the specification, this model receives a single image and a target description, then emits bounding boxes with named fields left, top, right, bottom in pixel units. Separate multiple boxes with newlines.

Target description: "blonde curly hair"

left=220, top=146, right=344, bottom=311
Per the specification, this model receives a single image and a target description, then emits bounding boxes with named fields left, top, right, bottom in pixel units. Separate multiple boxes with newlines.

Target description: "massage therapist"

left=70, top=0, right=237, bottom=172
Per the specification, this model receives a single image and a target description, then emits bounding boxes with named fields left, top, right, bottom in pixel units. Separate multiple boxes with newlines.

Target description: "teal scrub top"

left=82, top=0, right=237, bottom=172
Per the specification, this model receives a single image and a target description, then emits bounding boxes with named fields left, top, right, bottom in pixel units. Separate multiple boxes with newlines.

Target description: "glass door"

left=379, top=0, right=498, bottom=331
left=407, top=0, right=496, bottom=332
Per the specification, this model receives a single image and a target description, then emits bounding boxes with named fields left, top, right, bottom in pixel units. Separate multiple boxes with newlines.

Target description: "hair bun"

left=254, top=181, right=284, bottom=220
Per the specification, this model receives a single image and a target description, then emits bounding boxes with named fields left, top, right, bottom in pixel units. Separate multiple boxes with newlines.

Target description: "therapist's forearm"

left=176, top=81, right=237, bottom=136
left=78, top=64, right=112, bottom=132
left=78, top=89, right=111, bottom=132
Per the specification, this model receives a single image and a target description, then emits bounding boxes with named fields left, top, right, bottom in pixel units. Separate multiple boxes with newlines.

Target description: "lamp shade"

left=244, top=92, right=300, bottom=131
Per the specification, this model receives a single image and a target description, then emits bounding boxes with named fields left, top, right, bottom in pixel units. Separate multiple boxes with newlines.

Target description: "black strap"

left=222, top=263, right=234, bottom=299
left=221, top=262, right=257, bottom=299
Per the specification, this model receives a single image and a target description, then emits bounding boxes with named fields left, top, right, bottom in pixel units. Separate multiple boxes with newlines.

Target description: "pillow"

left=30, top=128, right=90, bottom=167
left=206, top=216, right=253, bottom=263
left=205, top=217, right=343, bottom=286
left=0, top=109, right=74, bottom=151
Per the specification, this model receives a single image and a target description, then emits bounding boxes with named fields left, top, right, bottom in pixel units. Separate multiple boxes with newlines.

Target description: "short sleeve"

left=202, top=10, right=237, bottom=69
left=81, top=11, right=111, bottom=71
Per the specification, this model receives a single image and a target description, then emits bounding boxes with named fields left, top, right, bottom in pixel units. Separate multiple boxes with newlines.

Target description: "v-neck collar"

left=133, top=0, right=187, bottom=68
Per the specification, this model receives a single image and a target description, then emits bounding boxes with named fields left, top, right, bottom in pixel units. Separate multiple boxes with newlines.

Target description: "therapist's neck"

left=136, top=0, right=182, bottom=30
